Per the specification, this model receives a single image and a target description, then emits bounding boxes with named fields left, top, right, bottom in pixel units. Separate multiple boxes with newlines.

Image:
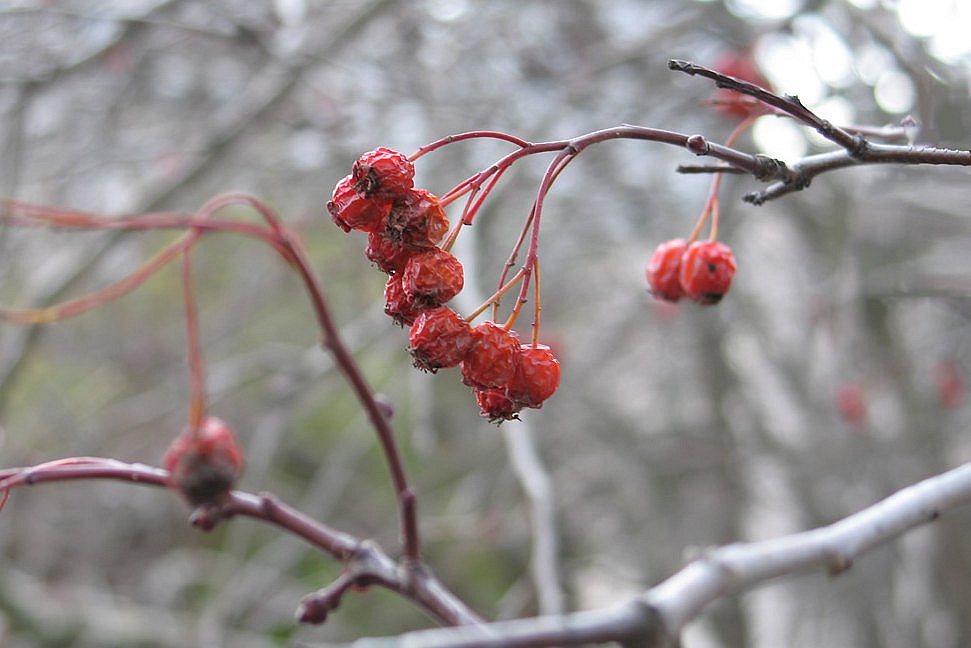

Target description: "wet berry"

left=384, top=274, right=423, bottom=326
left=401, top=248, right=464, bottom=307
left=475, top=388, right=523, bottom=423
left=509, top=344, right=560, bottom=408
left=327, top=174, right=390, bottom=233
left=646, top=238, right=687, bottom=302
left=352, top=147, right=415, bottom=200
left=461, top=322, right=521, bottom=389
left=679, top=240, right=736, bottom=305
left=386, top=188, right=449, bottom=249
left=163, top=416, right=244, bottom=506
left=409, top=306, right=474, bottom=372
left=366, top=229, right=414, bottom=274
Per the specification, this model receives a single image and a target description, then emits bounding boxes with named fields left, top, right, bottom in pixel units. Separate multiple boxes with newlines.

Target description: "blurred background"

left=1, top=1, right=971, bottom=646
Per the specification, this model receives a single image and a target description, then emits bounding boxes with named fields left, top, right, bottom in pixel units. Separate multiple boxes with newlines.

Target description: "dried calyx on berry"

left=475, top=387, right=523, bottom=423
left=327, top=174, right=391, bottom=233
left=386, top=188, right=449, bottom=249
left=163, top=417, right=244, bottom=506
left=352, top=147, right=415, bottom=200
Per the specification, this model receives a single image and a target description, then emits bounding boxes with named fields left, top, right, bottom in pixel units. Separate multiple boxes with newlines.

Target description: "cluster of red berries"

left=163, top=416, right=244, bottom=506
left=646, top=238, right=737, bottom=304
left=328, top=148, right=560, bottom=421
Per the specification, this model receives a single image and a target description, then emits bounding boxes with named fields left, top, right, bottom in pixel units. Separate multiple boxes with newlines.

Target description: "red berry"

left=508, top=344, right=560, bottom=408
left=352, top=147, right=415, bottom=200
left=474, top=387, right=523, bottom=423
left=679, top=240, right=736, bottom=305
left=386, top=188, right=449, bottom=249
left=837, top=383, right=867, bottom=426
left=401, top=248, right=464, bottom=307
left=713, top=52, right=771, bottom=120
left=163, top=416, right=244, bottom=506
left=384, top=274, right=423, bottom=326
left=934, top=360, right=965, bottom=409
left=366, top=229, right=415, bottom=274
left=327, top=174, right=390, bottom=233
left=646, top=238, right=687, bottom=302
left=461, top=322, right=521, bottom=389
left=409, top=306, right=474, bottom=372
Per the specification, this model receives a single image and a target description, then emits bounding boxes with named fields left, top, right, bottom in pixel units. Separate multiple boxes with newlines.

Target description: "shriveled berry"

left=384, top=274, right=423, bottom=326
left=352, top=147, right=415, bottom=200
left=366, top=229, right=414, bottom=274
left=327, top=174, right=390, bottom=233
left=401, top=248, right=464, bottom=307
left=409, top=306, right=474, bottom=372
left=679, top=240, right=736, bottom=305
left=508, top=344, right=560, bottom=408
left=475, top=388, right=523, bottom=423
left=386, top=188, right=449, bottom=249
left=646, top=238, right=687, bottom=302
left=163, top=416, right=244, bottom=506
left=461, top=322, right=521, bottom=389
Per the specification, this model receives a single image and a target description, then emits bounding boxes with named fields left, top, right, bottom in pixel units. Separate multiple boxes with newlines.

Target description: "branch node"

left=685, top=134, right=709, bottom=155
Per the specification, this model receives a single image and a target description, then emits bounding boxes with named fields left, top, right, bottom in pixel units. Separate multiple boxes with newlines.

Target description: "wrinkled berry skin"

left=386, top=188, right=449, bottom=249
left=461, top=322, right=521, bottom=389
left=409, top=307, right=474, bottom=372
left=353, top=147, right=415, bottom=200
left=327, top=175, right=390, bottom=233
left=402, top=248, right=464, bottom=307
left=384, top=274, right=423, bottom=326
left=475, top=388, right=523, bottom=423
left=163, top=417, right=244, bottom=506
left=366, top=229, right=414, bottom=274
left=679, top=241, right=736, bottom=304
left=509, top=344, right=560, bottom=408
left=646, top=238, right=687, bottom=302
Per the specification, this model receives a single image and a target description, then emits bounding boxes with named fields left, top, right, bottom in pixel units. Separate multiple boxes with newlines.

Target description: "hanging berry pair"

left=647, top=238, right=737, bottom=305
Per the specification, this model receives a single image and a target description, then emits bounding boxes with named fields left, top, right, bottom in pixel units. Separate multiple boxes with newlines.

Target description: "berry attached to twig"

left=409, top=306, right=475, bottom=372
left=461, top=322, right=522, bottom=389
left=646, top=238, right=687, bottom=302
left=352, top=147, right=415, bottom=200
left=327, top=175, right=391, bottom=233
left=401, top=248, right=464, bottom=308
left=679, top=240, right=736, bottom=304
left=163, top=416, right=244, bottom=506
left=508, top=344, right=561, bottom=408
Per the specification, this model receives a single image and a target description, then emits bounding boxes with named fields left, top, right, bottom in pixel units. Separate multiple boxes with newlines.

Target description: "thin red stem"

left=181, top=247, right=206, bottom=431
left=409, top=130, right=530, bottom=162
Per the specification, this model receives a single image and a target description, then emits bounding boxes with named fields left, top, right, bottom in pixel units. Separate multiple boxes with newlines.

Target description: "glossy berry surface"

left=327, top=174, right=391, bottom=233
left=409, top=307, right=474, bottom=372
left=679, top=240, right=736, bottom=305
left=352, top=147, right=415, bottom=200
left=401, top=248, right=464, bottom=307
left=384, top=274, right=423, bottom=326
left=163, top=416, right=244, bottom=506
left=366, top=229, right=414, bottom=275
left=386, top=188, right=449, bottom=249
left=509, top=344, right=560, bottom=408
left=646, top=238, right=687, bottom=302
left=461, top=322, right=521, bottom=389
left=475, top=387, right=523, bottom=423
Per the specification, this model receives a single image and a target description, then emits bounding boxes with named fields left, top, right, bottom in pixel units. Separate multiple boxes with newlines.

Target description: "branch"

left=0, top=458, right=482, bottom=627
left=334, top=459, right=971, bottom=647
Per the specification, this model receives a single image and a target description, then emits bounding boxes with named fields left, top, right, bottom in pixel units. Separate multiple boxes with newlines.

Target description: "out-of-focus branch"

left=0, top=458, right=482, bottom=627
left=333, top=460, right=971, bottom=648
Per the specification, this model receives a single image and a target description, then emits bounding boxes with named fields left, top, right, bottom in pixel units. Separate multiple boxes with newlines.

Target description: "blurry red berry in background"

left=933, top=360, right=965, bottom=409
left=163, top=417, right=244, bottom=506
left=647, top=238, right=687, bottom=302
left=713, top=51, right=771, bottom=120
left=837, top=383, right=867, bottom=426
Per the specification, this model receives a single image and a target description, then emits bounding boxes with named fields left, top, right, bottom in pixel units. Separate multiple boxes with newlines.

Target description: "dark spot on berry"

left=707, top=262, right=717, bottom=273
